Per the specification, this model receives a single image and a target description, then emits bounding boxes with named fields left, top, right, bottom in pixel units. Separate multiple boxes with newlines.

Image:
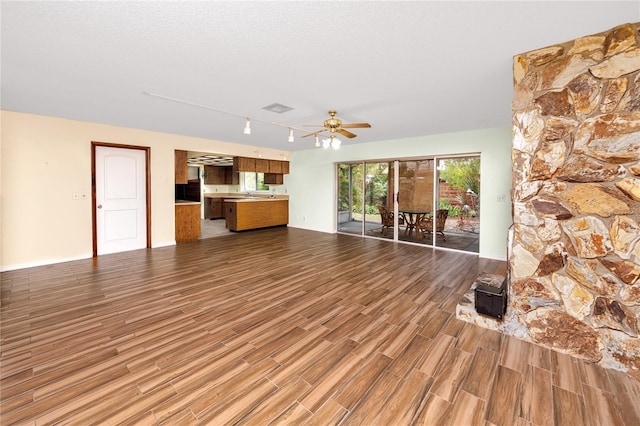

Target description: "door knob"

left=97, top=204, right=103, bottom=209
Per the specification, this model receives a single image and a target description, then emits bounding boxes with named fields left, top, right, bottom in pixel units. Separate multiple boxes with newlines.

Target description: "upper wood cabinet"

left=233, top=156, right=256, bottom=172
left=269, top=160, right=282, bottom=174
left=204, top=165, right=225, bottom=184
left=204, top=165, right=238, bottom=185
left=175, top=150, right=188, bottom=184
left=264, top=173, right=284, bottom=185
left=255, top=158, right=270, bottom=173
left=225, top=167, right=239, bottom=185
left=232, top=156, right=289, bottom=175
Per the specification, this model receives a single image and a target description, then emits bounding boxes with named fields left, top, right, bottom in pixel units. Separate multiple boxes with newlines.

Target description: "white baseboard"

left=1, top=253, right=93, bottom=272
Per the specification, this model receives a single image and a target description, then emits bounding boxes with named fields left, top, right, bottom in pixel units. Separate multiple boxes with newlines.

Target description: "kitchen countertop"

left=175, top=200, right=201, bottom=205
left=224, top=198, right=287, bottom=203
left=204, top=193, right=288, bottom=200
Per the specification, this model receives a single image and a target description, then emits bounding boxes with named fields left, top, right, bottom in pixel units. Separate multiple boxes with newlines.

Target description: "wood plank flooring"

left=1, top=227, right=639, bottom=425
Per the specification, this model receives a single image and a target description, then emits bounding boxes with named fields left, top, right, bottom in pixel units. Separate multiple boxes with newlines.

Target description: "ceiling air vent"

left=262, top=103, right=294, bottom=114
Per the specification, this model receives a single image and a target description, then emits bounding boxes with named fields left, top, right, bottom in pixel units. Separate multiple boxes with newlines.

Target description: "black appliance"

left=475, top=277, right=507, bottom=320
left=175, top=184, right=187, bottom=201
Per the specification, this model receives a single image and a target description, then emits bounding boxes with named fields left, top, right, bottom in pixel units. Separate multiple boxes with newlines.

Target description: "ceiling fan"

left=301, top=110, right=371, bottom=139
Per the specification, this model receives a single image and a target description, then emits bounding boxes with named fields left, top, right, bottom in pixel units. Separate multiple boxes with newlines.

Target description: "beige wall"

left=1, top=110, right=513, bottom=270
left=0, top=110, right=289, bottom=270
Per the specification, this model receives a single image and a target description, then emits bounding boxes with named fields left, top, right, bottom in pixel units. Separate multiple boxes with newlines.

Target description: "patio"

left=338, top=214, right=479, bottom=253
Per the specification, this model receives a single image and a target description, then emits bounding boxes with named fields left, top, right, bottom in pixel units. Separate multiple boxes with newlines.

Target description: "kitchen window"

left=242, top=172, right=269, bottom=192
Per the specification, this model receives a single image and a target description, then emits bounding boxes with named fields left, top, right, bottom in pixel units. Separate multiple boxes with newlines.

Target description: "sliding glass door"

left=336, top=154, right=480, bottom=254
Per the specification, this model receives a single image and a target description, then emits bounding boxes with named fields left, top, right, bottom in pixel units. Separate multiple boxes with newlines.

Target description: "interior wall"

left=287, top=126, right=513, bottom=260
left=0, top=110, right=289, bottom=270
left=1, top=110, right=512, bottom=270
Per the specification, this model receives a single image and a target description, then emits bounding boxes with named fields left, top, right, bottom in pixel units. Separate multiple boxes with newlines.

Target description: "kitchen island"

left=224, top=198, right=289, bottom=231
left=203, top=193, right=269, bottom=219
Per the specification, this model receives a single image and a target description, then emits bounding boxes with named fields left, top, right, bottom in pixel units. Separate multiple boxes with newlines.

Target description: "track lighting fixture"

left=144, top=92, right=370, bottom=149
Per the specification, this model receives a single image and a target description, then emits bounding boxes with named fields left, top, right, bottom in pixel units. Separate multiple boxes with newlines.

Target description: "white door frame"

left=92, top=141, right=151, bottom=257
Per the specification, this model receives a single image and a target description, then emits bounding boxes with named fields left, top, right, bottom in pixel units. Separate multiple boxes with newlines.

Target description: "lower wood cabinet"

left=175, top=203, right=201, bottom=243
left=204, top=198, right=224, bottom=219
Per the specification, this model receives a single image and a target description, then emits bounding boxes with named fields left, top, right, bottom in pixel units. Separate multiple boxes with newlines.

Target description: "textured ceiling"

left=2, top=1, right=639, bottom=152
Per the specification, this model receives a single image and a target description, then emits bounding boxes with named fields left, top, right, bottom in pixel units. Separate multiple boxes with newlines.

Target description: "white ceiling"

left=2, top=1, right=639, bottom=152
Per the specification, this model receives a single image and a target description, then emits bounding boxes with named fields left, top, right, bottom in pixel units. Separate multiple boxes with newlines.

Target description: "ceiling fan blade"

left=337, top=128, right=357, bottom=138
left=341, top=123, right=371, bottom=129
left=303, top=124, right=325, bottom=127
left=301, top=129, right=327, bottom=138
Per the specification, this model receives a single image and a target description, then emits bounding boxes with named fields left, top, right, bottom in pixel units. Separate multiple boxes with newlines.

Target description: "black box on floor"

left=475, top=278, right=507, bottom=320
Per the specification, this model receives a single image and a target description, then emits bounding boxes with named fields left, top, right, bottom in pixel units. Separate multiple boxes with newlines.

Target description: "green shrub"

left=439, top=199, right=461, bottom=217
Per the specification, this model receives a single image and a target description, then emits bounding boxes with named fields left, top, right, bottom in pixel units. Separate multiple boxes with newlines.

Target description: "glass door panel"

left=396, top=159, right=435, bottom=245
left=363, top=162, right=392, bottom=239
left=435, top=156, right=480, bottom=252
left=337, top=163, right=363, bottom=235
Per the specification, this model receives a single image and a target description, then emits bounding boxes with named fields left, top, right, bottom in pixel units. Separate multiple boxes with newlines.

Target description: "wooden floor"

left=1, top=227, right=639, bottom=425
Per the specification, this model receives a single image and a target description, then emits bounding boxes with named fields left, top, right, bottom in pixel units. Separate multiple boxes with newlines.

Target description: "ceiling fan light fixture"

left=287, top=128, right=294, bottom=143
left=243, top=118, right=251, bottom=135
left=322, top=136, right=341, bottom=150
left=315, top=135, right=320, bottom=148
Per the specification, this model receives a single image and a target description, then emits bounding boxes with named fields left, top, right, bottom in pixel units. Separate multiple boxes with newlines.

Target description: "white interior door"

left=95, top=146, right=147, bottom=255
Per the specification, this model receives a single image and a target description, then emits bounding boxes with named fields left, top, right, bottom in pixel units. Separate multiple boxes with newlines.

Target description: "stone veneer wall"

left=510, top=22, right=640, bottom=378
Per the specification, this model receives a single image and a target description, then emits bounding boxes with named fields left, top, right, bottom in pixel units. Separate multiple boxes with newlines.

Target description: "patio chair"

left=378, top=205, right=403, bottom=235
left=418, top=209, right=448, bottom=240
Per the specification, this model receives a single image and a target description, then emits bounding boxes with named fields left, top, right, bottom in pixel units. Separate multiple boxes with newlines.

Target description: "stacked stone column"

left=511, top=23, right=640, bottom=377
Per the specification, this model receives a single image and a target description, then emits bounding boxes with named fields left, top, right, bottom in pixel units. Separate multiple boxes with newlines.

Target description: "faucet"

left=246, top=191, right=254, bottom=197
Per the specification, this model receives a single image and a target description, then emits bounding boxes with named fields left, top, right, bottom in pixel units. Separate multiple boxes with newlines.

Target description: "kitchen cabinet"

left=255, top=158, right=270, bottom=173
left=204, top=165, right=238, bottom=185
left=225, top=167, right=239, bottom=185
left=269, top=160, right=282, bottom=174
left=264, top=173, right=284, bottom=185
left=232, top=156, right=289, bottom=175
left=233, top=156, right=256, bottom=172
left=205, top=198, right=224, bottom=219
left=175, top=150, right=188, bottom=184
left=175, top=202, right=201, bottom=243
left=204, top=165, right=226, bottom=184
